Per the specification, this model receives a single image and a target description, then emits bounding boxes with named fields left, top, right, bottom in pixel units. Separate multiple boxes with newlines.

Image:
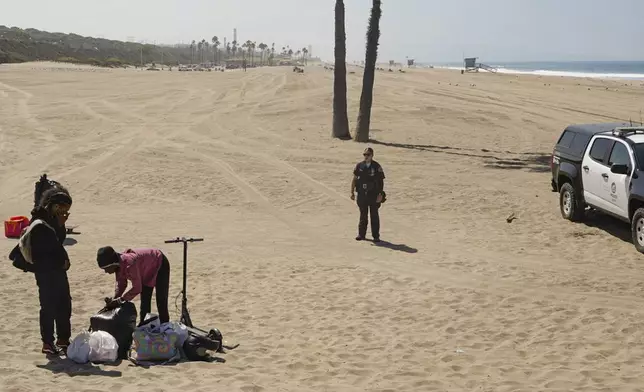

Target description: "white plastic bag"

left=88, top=330, right=119, bottom=363
left=67, top=331, right=91, bottom=364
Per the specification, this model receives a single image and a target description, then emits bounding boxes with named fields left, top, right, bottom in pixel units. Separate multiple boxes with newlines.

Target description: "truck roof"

left=625, top=134, right=644, bottom=144
left=555, top=122, right=631, bottom=162
left=564, top=122, right=631, bottom=136
left=594, top=126, right=644, bottom=144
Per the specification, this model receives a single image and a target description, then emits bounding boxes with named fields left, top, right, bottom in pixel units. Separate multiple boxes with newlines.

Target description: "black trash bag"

left=183, top=334, right=220, bottom=361
left=90, top=302, right=138, bottom=360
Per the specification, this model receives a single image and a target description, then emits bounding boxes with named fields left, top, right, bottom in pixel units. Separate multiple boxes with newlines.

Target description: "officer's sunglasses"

left=363, top=153, right=372, bottom=157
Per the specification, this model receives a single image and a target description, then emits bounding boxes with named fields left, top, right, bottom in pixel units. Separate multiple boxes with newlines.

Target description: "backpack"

left=19, top=219, right=55, bottom=264
left=8, top=219, right=55, bottom=272
left=34, top=174, right=62, bottom=209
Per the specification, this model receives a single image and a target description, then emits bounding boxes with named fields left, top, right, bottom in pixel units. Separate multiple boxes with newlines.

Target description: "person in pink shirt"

left=96, top=246, right=170, bottom=324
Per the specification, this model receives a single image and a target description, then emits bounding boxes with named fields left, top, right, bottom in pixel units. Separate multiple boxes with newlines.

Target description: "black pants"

left=35, top=271, right=72, bottom=344
left=357, top=194, right=380, bottom=239
left=140, top=255, right=170, bottom=324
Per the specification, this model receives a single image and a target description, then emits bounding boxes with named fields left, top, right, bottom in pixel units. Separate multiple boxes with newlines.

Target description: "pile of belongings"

left=129, top=314, right=190, bottom=365
left=66, top=302, right=219, bottom=365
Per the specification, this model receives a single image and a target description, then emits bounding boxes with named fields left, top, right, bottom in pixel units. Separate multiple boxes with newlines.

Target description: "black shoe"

left=56, top=339, right=70, bottom=352
left=373, top=238, right=381, bottom=243
left=355, top=236, right=365, bottom=241
left=42, top=343, right=61, bottom=355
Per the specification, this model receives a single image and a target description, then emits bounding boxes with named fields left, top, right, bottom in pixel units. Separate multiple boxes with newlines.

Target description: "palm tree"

left=202, top=40, right=209, bottom=63
left=354, top=0, right=382, bottom=142
left=288, top=48, right=293, bottom=58
left=232, top=40, right=238, bottom=59
left=258, top=43, right=268, bottom=65
left=332, top=0, right=351, bottom=139
left=271, top=43, right=275, bottom=66
left=190, top=40, right=196, bottom=64
left=197, top=41, right=203, bottom=64
left=212, top=36, right=220, bottom=64
left=244, top=40, right=253, bottom=65
left=226, top=42, right=232, bottom=60
left=302, top=47, right=309, bottom=65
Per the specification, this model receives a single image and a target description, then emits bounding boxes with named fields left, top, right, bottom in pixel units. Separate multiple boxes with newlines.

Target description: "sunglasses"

left=363, top=153, right=372, bottom=157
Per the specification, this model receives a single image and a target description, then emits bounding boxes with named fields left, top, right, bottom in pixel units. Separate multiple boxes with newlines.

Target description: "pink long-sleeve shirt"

left=114, top=248, right=164, bottom=302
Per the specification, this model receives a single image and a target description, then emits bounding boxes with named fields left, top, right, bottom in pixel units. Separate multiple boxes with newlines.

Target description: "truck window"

left=607, top=142, right=631, bottom=170
left=569, top=133, right=591, bottom=156
left=557, top=131, right=575, bottom=148
left=633, top=143, right=644, bottom=169
left=589, top=137, right=612, bottom=164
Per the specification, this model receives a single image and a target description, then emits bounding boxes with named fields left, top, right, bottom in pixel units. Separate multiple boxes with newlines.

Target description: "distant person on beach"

left=97, top=246, right=171, bottom=325
left=351, top=147, right=385, bottom=242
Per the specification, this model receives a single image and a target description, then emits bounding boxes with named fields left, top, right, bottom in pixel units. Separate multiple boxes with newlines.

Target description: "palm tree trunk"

left=332, top=0, right=351, bottom=140
left=354, top=0, right=382, bottom=142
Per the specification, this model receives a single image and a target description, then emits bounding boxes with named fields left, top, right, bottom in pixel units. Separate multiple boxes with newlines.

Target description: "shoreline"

left=429, top=65, right=644, bottom=81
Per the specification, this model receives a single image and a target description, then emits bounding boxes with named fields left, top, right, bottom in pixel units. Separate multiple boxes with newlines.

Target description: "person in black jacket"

left=29, top=187, right=73, bottom=355
left=350, top=147, right=385, bottom=242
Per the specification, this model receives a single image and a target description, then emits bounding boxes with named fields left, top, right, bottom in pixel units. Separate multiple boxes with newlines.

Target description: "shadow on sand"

left=581, top=209, right=632, bottom=244
left=37, top=357, right=122, bottom=377
left=63, top=237, right=77, bottom=246
left=368, top=239, right=418, bottom=254
left=129, top=355, right=226, bottom=369
left=369, top=139, right=551, bottom=173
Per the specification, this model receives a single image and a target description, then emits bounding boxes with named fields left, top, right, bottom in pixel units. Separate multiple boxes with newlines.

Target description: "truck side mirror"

left=611, top=163, right=629, bottom=175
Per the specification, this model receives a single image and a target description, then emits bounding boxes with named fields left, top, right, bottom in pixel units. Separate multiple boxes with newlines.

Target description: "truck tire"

left=560, top=183, right=584, bottom=221
left=631, top=208, right=644, bottom=254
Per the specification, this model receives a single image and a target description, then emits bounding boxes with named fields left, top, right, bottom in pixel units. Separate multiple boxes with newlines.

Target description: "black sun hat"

left=97, top=246, right=120, bottom=269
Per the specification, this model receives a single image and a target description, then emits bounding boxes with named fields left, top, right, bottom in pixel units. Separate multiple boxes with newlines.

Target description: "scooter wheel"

left=209, top=328, right=223, bottom=342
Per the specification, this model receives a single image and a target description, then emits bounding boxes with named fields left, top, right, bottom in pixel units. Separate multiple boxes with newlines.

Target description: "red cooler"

left=4, top=216, right=30, bottom=238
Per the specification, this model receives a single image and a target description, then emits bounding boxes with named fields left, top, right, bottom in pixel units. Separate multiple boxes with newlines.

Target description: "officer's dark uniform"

left=354, top=160, right=385, bottom=240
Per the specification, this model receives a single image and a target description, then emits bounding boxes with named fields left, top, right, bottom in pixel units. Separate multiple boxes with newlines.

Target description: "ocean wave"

left=431, top=65, right=644, bottom=80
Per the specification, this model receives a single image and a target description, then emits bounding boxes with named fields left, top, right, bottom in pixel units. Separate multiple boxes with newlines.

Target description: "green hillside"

left=0, top=26, right=193, bottom=66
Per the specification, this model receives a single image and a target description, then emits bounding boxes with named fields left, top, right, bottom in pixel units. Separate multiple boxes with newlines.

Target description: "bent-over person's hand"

left=376, top=193, right=383, bottom=203
left=105, top=297, right=122, bottom=310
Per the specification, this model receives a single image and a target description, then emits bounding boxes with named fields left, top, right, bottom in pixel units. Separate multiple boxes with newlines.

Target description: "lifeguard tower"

left=463, top=57, right=497, bottom=73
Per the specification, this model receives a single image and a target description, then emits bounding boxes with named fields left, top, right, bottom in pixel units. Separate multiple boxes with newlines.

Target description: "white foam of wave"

left=431, top=65, right=644, bottom=80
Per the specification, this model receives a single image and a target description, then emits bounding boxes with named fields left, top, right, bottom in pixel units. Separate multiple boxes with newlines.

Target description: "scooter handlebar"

left=164, top=237, right=204, bottom=244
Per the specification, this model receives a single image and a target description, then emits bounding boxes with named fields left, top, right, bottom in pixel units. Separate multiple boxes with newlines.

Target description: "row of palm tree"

left=333, top=0, right=382, bottom=142
left=187, top=38, right=310, bottom=67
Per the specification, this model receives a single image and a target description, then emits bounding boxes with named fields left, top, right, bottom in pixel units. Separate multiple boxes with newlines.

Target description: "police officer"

left=351, top=147, right=385, bottom=242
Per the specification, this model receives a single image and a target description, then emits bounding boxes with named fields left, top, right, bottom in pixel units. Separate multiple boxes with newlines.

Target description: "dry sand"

left=2, top=61, right=644, bottom=391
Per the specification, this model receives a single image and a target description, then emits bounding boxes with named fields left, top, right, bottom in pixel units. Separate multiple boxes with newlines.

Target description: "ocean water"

left=426, top=61, right=644, bottom=80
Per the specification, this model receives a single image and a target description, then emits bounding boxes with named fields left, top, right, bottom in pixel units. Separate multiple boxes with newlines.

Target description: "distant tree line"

left=0, top=26, right=312, bottom=68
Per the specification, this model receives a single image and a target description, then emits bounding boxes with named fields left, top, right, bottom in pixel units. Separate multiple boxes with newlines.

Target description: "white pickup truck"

left=551, top=123, right=644, bottom=253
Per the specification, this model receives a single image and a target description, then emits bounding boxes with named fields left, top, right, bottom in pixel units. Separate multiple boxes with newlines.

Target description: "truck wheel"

left=560, top=183, right=584, bottom=221
left=631, top=208, right=644, bottom=254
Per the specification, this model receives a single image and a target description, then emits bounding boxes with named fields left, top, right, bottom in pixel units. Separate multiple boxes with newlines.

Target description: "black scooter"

left=164, top=237, right=238, bottom=353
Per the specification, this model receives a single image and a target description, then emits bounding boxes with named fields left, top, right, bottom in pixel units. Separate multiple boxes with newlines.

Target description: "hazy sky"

left=1, top=0, right=642, bottom=62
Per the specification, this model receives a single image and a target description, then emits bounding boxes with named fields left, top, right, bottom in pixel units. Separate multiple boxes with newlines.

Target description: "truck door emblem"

left=611, top=182, right=616, bottom=194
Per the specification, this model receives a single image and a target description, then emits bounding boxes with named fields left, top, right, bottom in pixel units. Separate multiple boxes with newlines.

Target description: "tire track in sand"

left=0, top=81, right=56, bottom=143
